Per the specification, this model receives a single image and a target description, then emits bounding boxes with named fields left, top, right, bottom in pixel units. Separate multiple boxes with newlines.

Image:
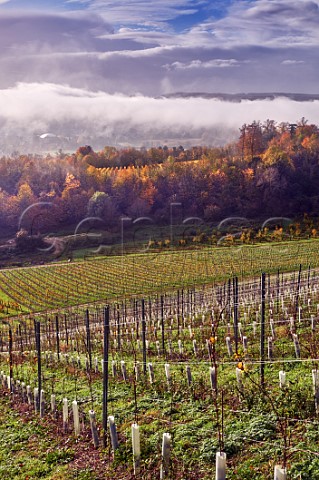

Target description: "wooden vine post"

left=64, top=314, right=69, bottom=346
left=276, top=269, right=280, bottom=314
left=102, top=305, right=110, bottom=448
left=233, top=277, right=239, bottom=354
left=260, top=272, right=266, bottom=388
left=55, top=315, right=60, bottom=361
left=141, top=299, right=147, bottom=376
left=35, top=320, right=42, bottom=412
left=85, top=309, right=92, bottom=370
left=161, top=295, right=165, bottom=356
left=1, top=321, right=13, bottom=393
left=8, top=325, right=13, bottom=392
left=295, top=264, right=302, bottom=321
left=117, top=305, right=121, bottom=351
left=227, top=279, right=231, bottom=322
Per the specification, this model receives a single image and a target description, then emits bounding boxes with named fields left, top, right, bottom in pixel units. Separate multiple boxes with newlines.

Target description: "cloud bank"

left=0, top=82, right=318, bottom=153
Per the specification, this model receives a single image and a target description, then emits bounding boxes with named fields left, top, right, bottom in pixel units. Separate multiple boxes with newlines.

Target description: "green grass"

left=0, top=395, right=75, bottom=479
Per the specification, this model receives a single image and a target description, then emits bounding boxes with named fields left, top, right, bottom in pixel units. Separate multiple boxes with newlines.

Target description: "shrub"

left=15, top=229, right=47, bottom=253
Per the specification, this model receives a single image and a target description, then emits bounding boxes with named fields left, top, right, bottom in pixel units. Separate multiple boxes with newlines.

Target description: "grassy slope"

left=0, top=238, right=319, bottom=318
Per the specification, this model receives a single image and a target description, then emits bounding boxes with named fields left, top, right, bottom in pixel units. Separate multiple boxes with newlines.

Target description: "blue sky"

left=1, top=0, right=318, bottom=95
left=0, top=0, right=318, bottom=148
left=1, top=0, right=230, bottom=27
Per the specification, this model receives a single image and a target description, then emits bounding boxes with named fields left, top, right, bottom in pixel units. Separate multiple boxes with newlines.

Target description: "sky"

left=0, top=0, right=318, bottom=150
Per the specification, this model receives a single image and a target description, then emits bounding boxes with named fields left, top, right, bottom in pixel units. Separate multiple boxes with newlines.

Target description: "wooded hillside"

left=1, top=118, right=318, bottom=234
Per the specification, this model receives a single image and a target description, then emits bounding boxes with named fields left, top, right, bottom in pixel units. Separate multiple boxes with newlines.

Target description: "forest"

left=0, top=118, right=319, bottom=238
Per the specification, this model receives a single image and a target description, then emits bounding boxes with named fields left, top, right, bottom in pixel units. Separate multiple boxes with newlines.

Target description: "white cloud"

left=166, top=59, right=244, bottom=70
left=282, top=59, right=305, bottom=65
left=1, top=82, right=318, bottom=144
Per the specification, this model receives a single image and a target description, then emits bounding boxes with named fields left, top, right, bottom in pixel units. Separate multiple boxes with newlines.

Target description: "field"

left=1, top=241, right=319, bottom=479
left=0, top=239, right=318, bottom=318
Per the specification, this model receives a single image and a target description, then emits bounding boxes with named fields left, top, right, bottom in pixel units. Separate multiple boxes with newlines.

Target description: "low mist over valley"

left=0, top=89, right=318, bottom=154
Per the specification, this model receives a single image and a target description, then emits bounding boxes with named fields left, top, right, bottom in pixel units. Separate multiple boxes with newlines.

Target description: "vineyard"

left=1, top=249, right=319, bottom=478
left=1, top=239, right=319, bottom=318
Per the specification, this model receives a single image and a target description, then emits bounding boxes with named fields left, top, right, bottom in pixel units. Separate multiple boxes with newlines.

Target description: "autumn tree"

left=60, top=173, right=88, bottom=222
left=87, top=191, right=118, bottom=226
left=238, top=121, right=264, bottom=161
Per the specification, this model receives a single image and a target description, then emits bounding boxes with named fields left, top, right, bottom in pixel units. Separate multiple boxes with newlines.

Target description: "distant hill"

left=161, top=92, right=319, bottom=102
